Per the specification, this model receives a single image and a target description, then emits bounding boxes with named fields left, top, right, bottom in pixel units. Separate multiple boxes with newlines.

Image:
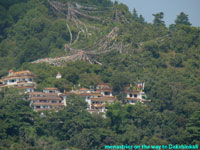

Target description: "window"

left=130, top=94, right=133, bottom=97
left=134, top=94, right=137, bottom=98
left=43, top=106, right=48, bottom=108
left=105, top=92, right=110, bottom=95
left=40, top=100, right=47, bottom=103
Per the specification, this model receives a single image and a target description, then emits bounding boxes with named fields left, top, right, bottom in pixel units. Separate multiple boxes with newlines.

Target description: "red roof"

left=29, top=92, right=58, bottom=96
left=9, top=70, right=14, bottom=72
left=2, top=75, right=35, bottom=81
left=30, top=97, right=62, bottom=100
left=44, top=87, right=58, bottom=90
left=79, top=88, right=89, bottom=91
left=91, top=97, right=115, bottom=101
left=31, top=102, right=64, bottom=106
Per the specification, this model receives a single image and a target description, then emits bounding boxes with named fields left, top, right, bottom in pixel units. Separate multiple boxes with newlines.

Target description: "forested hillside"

left=0, top=0, right=200, bottom=149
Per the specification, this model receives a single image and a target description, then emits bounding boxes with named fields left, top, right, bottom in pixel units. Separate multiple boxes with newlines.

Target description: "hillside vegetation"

left=0, top=0, right=200, bottom=149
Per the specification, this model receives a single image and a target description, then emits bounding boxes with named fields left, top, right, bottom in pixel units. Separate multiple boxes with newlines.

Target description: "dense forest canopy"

left=0, top=0, right=200, bottom=149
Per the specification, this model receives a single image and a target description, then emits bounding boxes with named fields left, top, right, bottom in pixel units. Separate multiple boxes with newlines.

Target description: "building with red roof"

left=29, top=88, right=64, bottom=112
left=0, top=70, right=36, bottom=93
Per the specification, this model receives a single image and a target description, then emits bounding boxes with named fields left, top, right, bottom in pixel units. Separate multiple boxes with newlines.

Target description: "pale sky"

left=112, top=0, right=200, bottom=27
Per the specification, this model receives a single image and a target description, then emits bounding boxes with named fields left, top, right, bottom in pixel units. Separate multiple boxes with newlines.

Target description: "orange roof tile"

left=2, top=75, right=35, bottom=81
left=79, top=88, right=89, bottom=91
left=9, top=70, right=14, bottom=72
left=31, top=102, right=64, bottom=106
left=29, top=92, right=58, bottom=96
left=30, top=97, right=61, bottom=100
left=92, top=104, right=107, bottom=108
left=91, top=97, right=115, bottom=101
left=44, top=87, right=58, bottom=90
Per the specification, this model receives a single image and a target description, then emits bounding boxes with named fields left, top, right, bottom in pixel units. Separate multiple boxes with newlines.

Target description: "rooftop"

left=79, top=88, right=89, bottom=91
left=29, top=92, right=59, bottom=96
left=44, top=87, right=58, bottom=90
left=32, top=102, right=64, bottom=106
left=2, top=70, right=35, bottom=81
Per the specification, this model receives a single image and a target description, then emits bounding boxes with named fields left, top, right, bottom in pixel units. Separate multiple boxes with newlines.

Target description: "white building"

left=0, top=70, right=36, bottom=92
left=29, top=87, right=64, bottom=111
left=61, top=83, right=116, bottom=113
left=124, top=82, right=150, bottom=105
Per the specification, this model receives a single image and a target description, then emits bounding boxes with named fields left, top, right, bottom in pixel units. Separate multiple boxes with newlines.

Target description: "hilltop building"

left=28, top=84, right=115, bottom=113
left=0, top=69, right=150, bottom=112
left=124, top=81, right=150, bottom=104
left=29, top=87, right=65, bottom=112
left=61, top=83, right=115, bottom=113
left=0, top=70, right=36, bottom=92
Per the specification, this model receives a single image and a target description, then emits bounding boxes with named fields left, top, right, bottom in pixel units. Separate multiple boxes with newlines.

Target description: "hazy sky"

left=112, top=0, right=200, bottom=27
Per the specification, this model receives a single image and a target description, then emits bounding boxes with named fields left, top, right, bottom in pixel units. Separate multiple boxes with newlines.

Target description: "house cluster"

left=0, top=70, right=149, bottom=112
left=61, top=83, right=115, bottom=113
left=0, top=70, right=36, bottom=92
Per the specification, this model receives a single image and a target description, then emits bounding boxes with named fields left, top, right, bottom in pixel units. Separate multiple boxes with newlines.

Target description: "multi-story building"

left=91, top=83, right=115, bottom=112
left=124, top=81, right=150, bottom=104
left=0, top=70, right=150, bottom=112
left=0, top=70, right=36, bottom=92
left=29, top=87, right=65, bottom=112
left=61, top=83, right=116, bottom=113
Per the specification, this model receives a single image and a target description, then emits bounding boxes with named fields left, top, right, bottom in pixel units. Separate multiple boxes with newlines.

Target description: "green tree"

left=0, top=88, right=35, bottom=149
left=132, top=8, right=139, bottom=21
left=175, top=12, right=191, bottom=26
left=139, top=14, right=145, bottom=24
left=132, top=8, right=145, bottom=24
left=153, top=12, right=165, bottom=26
left=170, top=54, right=184, bottom=67
left=186, top=110, right=200, bottom=144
